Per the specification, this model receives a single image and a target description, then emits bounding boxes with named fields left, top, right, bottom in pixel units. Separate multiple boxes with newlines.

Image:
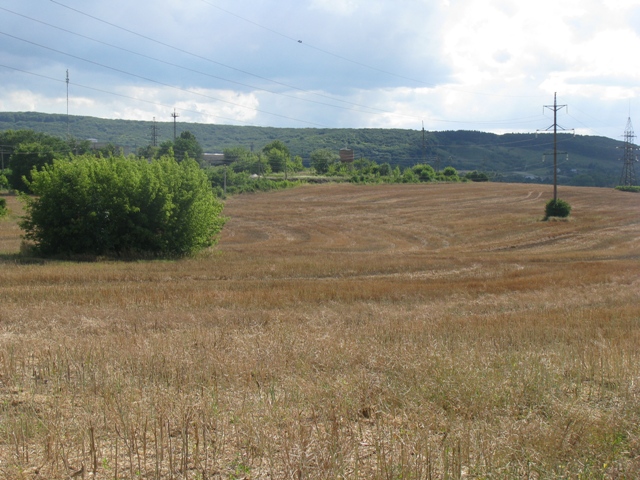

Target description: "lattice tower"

left=620, top=117, right=638, bottom=186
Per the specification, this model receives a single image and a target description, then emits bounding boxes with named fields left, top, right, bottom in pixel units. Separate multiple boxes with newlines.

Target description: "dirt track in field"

left=219, top=182, right=639, bottom=261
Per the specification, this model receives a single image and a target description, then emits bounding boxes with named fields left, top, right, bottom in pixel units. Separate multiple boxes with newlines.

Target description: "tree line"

left=0, top=112, right=626, bottom=188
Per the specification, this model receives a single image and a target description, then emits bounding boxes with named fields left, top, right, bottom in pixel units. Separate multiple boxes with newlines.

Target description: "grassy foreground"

left=0, top=183, right=639, bottom=479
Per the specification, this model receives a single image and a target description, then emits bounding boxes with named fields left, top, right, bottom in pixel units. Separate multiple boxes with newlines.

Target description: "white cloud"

left=0, top=0, right=639, bottom=138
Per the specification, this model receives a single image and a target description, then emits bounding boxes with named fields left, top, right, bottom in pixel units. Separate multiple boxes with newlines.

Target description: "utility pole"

left=151, top=117, right=158, bottom=147
left=539, top=93, right=571, bottom=202
left=171, top=109, right=179, bottom=141
left=66, top=69, right=70, bottom=139
left=619, top=117, right=638, bottom=186
left=421, top=121, right=426, bottom=163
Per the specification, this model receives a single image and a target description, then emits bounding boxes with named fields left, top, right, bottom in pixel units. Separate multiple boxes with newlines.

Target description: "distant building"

left=87, top=139, right=134, bottom=155
left=339, top=148, right=354, bottom=163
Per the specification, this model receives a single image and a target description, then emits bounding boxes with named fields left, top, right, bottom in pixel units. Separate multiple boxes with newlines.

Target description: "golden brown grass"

left=0, top=183, right=639, bottom=479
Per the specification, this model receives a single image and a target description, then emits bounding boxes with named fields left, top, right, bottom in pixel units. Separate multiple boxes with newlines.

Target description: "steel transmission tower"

left=538, top=93, right=571, bottom=202
left=619, top=117, right=638, bottom=186
left=151, top=117, right=159, bottom=147
left=171, top=109, right=180, bottom=141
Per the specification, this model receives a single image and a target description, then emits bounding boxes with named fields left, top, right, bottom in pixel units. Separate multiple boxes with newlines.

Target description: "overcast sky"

left=1, top=0, right=640, bottom=139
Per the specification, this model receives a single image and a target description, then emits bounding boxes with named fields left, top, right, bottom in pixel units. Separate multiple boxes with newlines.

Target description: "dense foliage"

left=544, top=198, right=572, bottom=219
left=21, top=155, right=226, bottom=257
left=1, top=129, right=92, bottom=192
left=615, top=185, right=640, bottom=192
left=0, top=197, right=6, bottom=218
left=310, top=149, right=338, bottom=174
left=206, top=166, right=301, bottom=197
left=465, top=170, right=490, bottom=182
left=0, top=112, right=623, bottom=188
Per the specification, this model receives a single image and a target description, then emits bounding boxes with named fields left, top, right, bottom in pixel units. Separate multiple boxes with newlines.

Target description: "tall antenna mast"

left=171, top=109, right=180, bottom=141
left=619, top=117, right=638, bottom=186
left=66, top=69, right=70, bottom=139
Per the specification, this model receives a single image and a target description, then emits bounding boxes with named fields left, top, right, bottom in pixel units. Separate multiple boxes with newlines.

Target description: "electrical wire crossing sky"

left=1, top=0, right=640, bottom=139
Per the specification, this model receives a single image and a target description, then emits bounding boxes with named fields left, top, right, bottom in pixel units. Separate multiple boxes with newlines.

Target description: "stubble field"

left=0, top=182, right=639, bottom=479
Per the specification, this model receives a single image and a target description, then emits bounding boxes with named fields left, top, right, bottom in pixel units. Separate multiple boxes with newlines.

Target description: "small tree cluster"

left=310, top=149, right=338, bottom=174
left=21, top=155, right=226, bottom=257
left=139, top=131, right=204, bottom=164
left=465, top=171, right=490, bottom=182
left=544, top=198, right=572, bottom=219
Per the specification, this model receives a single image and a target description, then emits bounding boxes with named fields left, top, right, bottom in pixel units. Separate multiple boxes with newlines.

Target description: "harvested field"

left=0, top=182, right=639, bottom=479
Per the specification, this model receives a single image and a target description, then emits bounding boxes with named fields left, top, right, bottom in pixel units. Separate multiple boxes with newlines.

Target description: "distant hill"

left=0, top=111, right=626, bottom=187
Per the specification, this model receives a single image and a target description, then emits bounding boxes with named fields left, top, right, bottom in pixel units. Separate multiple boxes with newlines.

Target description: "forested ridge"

left=0, top=111, right=625, bottom=186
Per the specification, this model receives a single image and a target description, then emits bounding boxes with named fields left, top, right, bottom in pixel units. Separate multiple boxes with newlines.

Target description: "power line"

left=0, top=6, right=408, bottom=119
left=0, top=63, right=265, bottom=126
left=0, top=30, right=330, bottom=128
left=46, top=1, right=409, bottom=116
left=198, top=0, right=547, bottom=100
left=44, top=1, right=548, bottom=125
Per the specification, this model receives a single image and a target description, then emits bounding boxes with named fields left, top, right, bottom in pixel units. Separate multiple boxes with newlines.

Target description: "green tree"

left=157, top=140, right=175, bottom=159
left=2, top=130, right=74, bottom=191
left=9, top=141, right=63, bottom=192
left=378, top=162, right=392, bottom=176
left=412, top=164, right=436, bottom=182
left=442, top=166, right=459, bottom=180
left=174, top=131, right=204, bottom=163
left=262, top=140, right=291, bottom=173
left=402, top=168, right=418, bottom=183
left=95, top=143, right=121, bottom=157
left=137, top=144, right=160, bottom=160
left=224, top=147, right=268, bottom=175
left=310, top=149, right=338, bottom=175
left=223, top=146, right=252, bottom=165
left=21, top=155, right=226, bottom=257
left=288, top=155, right=304, bottom=173
left=262, top=140, right=290, bottom=157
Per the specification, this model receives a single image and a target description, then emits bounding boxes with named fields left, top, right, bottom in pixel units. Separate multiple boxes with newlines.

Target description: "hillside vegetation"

left=1, top=183, right=639, bottom=478
left=0, top=111, right=625, bottom=186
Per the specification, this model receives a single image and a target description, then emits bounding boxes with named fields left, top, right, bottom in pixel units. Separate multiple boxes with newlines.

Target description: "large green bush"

left=544, top=198, right=572, bottom=219
left=21, top=155, right=226, bottom=257
left=412, top=163, right=436, bottom=181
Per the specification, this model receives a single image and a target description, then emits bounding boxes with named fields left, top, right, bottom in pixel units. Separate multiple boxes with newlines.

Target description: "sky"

left=1, top=0, right=640, bottom=140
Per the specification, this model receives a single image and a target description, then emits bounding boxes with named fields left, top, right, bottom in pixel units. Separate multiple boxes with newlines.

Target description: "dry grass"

left=0, top=183, right=639, bottom=479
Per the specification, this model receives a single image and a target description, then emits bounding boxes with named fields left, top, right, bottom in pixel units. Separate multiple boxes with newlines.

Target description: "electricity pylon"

left=538, top=93, right=572, bottom=202
left=171, top=109, right=180, bottom=141
left=619, top=117, right=638, bottom=187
